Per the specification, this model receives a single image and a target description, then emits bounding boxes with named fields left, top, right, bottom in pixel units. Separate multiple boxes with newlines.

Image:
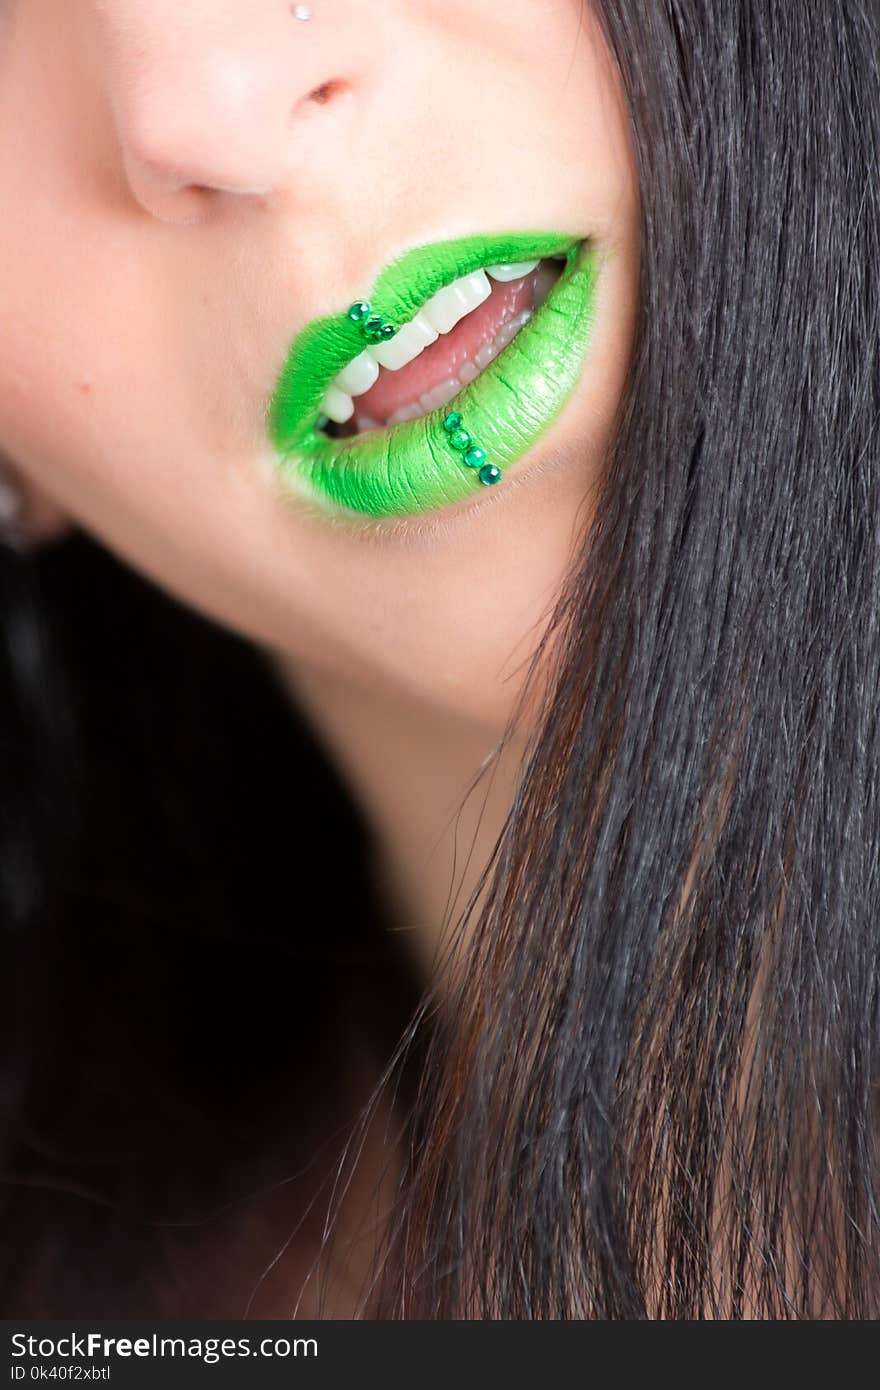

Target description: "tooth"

left=423, top=268, right=492, bottom=335
left=474, top=339, right=501, bottom=370
left=336, top=350, right=380, bottom=397
left=386, top=402, right=424, bottom=426
left=320, top=383, right=355, bottom=423
left=471, top=310, right=533, bottom=373
left=494, top=308, right=533, bottom=351
left=412, top=310, right=440, bottom=343
left=367, top=315, right=436, bottom=370
left=459, top=360, right=480, bottom=385
left=485, top=260, right=540, bottom=283
left=352, top=412, right=382, bottom=433
left=461, top=269, right=493, bottom=308
left=419, top=377, right=462, bottom=413
left=422, top=285, right=467, bottom=335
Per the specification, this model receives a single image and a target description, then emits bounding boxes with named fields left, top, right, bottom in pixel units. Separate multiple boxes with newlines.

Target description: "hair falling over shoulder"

left=371, top=0, right=880, bottom=1319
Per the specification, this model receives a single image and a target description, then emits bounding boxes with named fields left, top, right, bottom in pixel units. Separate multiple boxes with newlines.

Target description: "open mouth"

left=268, top=230, right=599, bottom=519
left=317, top=258, right=565, bottom=440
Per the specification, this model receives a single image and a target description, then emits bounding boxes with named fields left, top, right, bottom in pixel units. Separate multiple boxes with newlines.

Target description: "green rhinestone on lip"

left=347, top=301, right=371, bottom=324
left=448, top=428, right=472, bottom=453
left=377, top=322, right=398, bottom=341
left=439, top=412, right=500, bottom=487
left=363, top=315, right=386, bottom=341
left=464, top=446, right=486, bottom=470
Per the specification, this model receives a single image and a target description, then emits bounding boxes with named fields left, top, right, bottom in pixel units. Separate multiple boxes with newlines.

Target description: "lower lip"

left=279, top=239, right=599, bottom=520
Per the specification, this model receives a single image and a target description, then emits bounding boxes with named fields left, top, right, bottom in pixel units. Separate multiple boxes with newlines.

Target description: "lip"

left=268, top=230, right=599, bottom=519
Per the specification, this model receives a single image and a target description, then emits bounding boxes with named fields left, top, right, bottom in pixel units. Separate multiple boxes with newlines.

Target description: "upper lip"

left=268, top=229, right=579, bottom=452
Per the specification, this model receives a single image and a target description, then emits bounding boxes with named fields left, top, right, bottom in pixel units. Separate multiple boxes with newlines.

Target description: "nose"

left=98, top=0, right=376, bottom=222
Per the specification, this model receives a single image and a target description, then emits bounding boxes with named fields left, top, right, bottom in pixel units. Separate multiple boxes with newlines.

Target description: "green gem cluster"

left=442, top=412, right=501, bottom=487
left=348, top=301, right=397, bottom=344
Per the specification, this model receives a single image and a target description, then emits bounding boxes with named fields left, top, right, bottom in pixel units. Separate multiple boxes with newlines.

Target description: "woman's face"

left=0, top=0, right=637, bottom=730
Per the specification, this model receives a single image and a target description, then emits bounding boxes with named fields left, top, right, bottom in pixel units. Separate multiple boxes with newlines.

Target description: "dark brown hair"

left=377, top=0, right=880, bottom=1318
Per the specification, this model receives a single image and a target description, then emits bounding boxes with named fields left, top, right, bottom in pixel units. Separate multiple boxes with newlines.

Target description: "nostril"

left=308, top=79, right=347, bottom=106
left=291, top=77, right=351, bottom=125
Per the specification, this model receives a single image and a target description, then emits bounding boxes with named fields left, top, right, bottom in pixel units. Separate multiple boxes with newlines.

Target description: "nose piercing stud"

left=291, top=4, right=313, bottom=19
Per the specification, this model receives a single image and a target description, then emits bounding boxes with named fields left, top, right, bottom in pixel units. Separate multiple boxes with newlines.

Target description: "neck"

left=274, top=656, right=523, bottom=980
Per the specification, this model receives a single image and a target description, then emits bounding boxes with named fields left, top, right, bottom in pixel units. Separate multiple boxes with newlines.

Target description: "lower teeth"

left=386, top=401, right=426, bottom=426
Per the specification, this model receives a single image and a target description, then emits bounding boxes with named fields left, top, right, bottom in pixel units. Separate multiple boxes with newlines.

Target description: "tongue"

left=353, top=269, right=541, bottom=427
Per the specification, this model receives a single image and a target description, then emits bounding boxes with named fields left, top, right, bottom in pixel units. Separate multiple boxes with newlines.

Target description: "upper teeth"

left=318, top=260, right=540, bottom=423
left=483, top=260, right=541, bottom=282
left=368, top=312, right=438, bottom=371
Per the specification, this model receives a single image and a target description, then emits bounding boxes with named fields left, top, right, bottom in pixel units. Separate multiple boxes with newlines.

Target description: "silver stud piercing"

left=291, top=4, right=313, bottom=20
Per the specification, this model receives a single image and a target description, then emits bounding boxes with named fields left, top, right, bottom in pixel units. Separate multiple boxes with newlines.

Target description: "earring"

left=0, top=458, right=30, bottom=550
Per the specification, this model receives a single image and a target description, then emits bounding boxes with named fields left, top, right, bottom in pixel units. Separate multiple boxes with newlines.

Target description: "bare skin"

left=0, top=0, right=639, bottom=1310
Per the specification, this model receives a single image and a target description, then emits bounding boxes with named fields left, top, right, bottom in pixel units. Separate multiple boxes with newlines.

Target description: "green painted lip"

left=268, top=231, right=599, bottom=518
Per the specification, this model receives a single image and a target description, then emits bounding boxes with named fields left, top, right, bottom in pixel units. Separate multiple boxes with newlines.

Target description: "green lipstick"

left=268, top=231, right=598, bottom=518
